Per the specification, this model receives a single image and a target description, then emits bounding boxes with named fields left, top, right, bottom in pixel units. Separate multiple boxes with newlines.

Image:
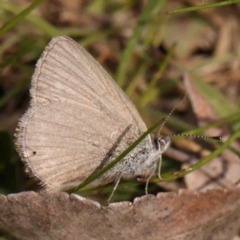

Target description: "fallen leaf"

left=182, top=74, right=240, bottom=190
left=0, top=190, right=240, bottom=240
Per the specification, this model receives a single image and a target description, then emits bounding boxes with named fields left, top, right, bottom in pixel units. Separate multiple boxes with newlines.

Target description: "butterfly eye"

left=159, top=139, right=166, bottom=147
left=155, top=136, right=171, bottom=152
left=157, top=139, right=166, bottom=152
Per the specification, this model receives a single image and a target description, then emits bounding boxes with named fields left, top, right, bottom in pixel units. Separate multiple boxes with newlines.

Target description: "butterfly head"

left=154, top=135, right=171, bottom=154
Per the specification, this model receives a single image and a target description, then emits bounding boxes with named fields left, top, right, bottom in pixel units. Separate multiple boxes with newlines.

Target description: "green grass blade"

left=166, top=0, right=240, bottom=15
left=116, top=0, right=160, bottom=87
left=189, top=72, right=239, bottom=118
left=0, top=0, right=43, bottom=36
left=143, top=0, right=167, bottom=47
left=69, top=120, right=162, bottom=192
left=79, top=28, right=117, bottom=47
left=0, top=78, right=30, bottom=108
left=160, top=128, right=240, bottom=181
left=0, top=37, right=35, bottom=68
left=125, top=63, right=147, bottom=97
left=0, top=1, right=62, bottom=36
left=138, top=43, right=176, bottom=107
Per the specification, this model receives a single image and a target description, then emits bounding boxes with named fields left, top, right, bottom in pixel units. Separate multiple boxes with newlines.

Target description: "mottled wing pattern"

left=15, top=36, right=151, bottom=191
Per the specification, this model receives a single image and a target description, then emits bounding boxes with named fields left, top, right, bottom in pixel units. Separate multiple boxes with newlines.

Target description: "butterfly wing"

left=15, top=36, right=151, bottom=191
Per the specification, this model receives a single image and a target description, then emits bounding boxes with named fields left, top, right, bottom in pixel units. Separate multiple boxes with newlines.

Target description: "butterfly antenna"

left=169, top=133, right=222, bottom=140
left=157, top=94, right=186, bottom=136
left=157, top=94, right=222, bottom=141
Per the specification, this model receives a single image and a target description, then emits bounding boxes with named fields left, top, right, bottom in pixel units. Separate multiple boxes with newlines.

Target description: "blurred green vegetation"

left=0, top=0, right=240, bottom=209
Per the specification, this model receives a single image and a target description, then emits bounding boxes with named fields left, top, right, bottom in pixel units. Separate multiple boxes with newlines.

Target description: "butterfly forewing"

left=16, top=36, right=151, bottom=190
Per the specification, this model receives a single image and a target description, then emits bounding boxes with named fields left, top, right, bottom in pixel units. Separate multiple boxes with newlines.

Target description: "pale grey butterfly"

left=15, top=36, right=217, bottom=202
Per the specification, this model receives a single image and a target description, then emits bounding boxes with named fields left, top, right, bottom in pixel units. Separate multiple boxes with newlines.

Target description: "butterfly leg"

left=145, top=163, right=157, bottom=195
left=157, top=154, right=162, bottom=180
left=107, top=172, right=123, bottom=204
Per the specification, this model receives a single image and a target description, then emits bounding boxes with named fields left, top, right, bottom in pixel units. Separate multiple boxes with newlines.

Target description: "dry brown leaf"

left=182, top=74, right=240, bottom=190
left=183, top=74, right=218, bottom=127
left=0, top=190, right=240, bottom=240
